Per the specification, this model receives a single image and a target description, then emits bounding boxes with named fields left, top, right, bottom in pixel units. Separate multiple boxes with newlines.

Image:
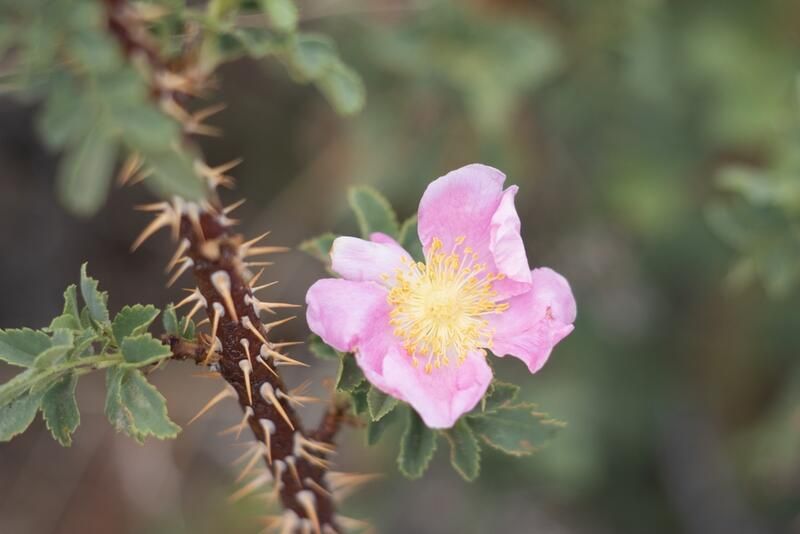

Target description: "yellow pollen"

left=386, top=236, right=509, bottom=373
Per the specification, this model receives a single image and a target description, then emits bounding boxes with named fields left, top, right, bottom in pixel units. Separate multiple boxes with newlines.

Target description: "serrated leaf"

left=308, top=334, right=339, bottom=360
left=34, top=329, right=74, bottom=368
left=57, top=124, right=117, bottom=216
left=481, top=381, right=520, bottom=413
left=41, top=373, right=79, bottom=446
left=80, top=263, right=109, bottom=324
left=37, top=74, right=89, bottom=150
left=318, top=60, right=366, bottom=116
left=0, top=328, right=51, bottom=367
left=119, top=369, right=180, bottom=440
left=348, top=186, right=399, bottom=239
left=299, top=232, right=337, bottom=267
left=0, top=368, right=36, bottom=409
left=399, top=215, right=424, bottom=261
left=0, top=388, right=44, bottom=442
left=443, top=419, right=481, bottom=481
left=105, top=367, right=141, bottom=441
left=261, top=0, right=298, bottom=32
left=398, top=408, right=438, bottom=479
left=112, top=304, right=159, bottom=344
left=467, top=404, right=563, bottom=457
left=162, top=305, right=180, bottom=336
left=349, top=381, right=370, bottom=416
left=367, top=404, right=401, bottom=446
left=71, top=328, right=98, bottom=359
left=367, top=386, right=398, bottom=421
left=120, top=334, right=171, bottom=367
left=336, top=354, right=365, bottom=392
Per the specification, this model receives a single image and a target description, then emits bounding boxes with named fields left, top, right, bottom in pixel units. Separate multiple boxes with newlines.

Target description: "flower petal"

left=417, top=164, right=531, bottom=297
left=489, top=185, right=532, bottom=295
left=330, top=235, right=411, bottom=285
left=356, top=332, right=492, bottom=428
left=418, top=163, right=505, bottom=254
left=305, top=279, right=392, bottom=353
left=488, top=267, right=576, bottom=373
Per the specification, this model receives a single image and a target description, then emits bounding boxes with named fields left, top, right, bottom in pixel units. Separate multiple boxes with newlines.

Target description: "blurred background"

left=2, top=0, right=800, bottom=532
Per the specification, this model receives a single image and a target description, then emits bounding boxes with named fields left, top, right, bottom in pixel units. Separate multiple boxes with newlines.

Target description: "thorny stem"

left=102, top=1, right=346, bottom=531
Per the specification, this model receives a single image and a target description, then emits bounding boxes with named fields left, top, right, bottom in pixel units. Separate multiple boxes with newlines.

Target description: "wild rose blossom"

left=306, top=164, right=576, bottom=428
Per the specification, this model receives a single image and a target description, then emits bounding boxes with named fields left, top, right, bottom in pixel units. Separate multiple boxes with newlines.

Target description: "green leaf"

left=348, top=186, right=399, bottom=239
left=367, top=403, right=401, bottom=446
left=0, top=328, right=51, bottom=367
left=71, top=328, right=98, bottom=359
left=119, top=369, right=180, bottom=440
left=261, top=0, right=298, bottom=32
left=162, top=305, right=180, bottom=336
left=50, top=284, right=83, bottom=330
left=481, top=381, right=520, bottom=413
left=80, top=263, right=109, bottom=324
left=37, top=74, right=88, bottom=150
left=139, top=145, right=207, bottom=203
left=0, top=388, right=44, bottom=442
left=367, top=386, right=398, bottom=421
left=105, top=367, right=141, bottom=441
left=286, top=34, right=337, bottom=81
left=56, top=124, right=117, bottom=216
left=308, top=334, right=339, bottom=360
left=299, top=232, right=337, bottom=267
left=105, top=368, right=179, bottom=442
left=120, top=335, right=171, bottom=367
left=467, top=404, right=564, bottom=457
left=34, top=329, right=74, bottom=368
left=41, top=373, right=80, bottom=446
left=349, top=382, right=370, bottom=415
left=0, top=369, right=36, bottom=409
left=398, top=408, right=438, bottom=479
left=443, top=419, right=481, bottom=481
left=112, top=304, right=159, bottom=344
left=336, top=354, right=365, bottom=392
left=399, top=215, right=424, bottom=261
left=318, top=60, right=366, bottom=116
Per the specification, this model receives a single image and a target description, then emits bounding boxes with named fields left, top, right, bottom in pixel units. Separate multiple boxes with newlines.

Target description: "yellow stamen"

left=386, top=236, right=508, bottom=373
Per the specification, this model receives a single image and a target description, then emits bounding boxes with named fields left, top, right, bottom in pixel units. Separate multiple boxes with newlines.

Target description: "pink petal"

left=356, top=334, right=493, bottom=428
left=417, top=164, right=531, bottom=298
left=489, top=186, right=533, bottom=296
left=488, top=267, right=576, bottom=373
left=330, top=235, right=411, bottom=285
left=305, top=279, right=392, bottom=353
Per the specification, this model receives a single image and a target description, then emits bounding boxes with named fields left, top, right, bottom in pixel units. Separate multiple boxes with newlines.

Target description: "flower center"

left=386, top=236, right=509, bottom=373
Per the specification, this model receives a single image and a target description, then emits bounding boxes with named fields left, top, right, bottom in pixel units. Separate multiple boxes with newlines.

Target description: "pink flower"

left=306, top=164, right=576, bottom=428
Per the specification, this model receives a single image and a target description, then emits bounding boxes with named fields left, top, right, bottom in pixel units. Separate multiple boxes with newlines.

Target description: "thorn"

left=259, top=419, right=275, bottom=464
left=229, top=472, right=272, bottom=503
left=128, top=167, right=152, bottom=186
left=299, top=436, right=336, bottom=455
left=327, top=472, right=382, bottom=501
left=242, top=316, right=268, bottom=345
left=223, top=198, right=246, bottom=215
left=196, top=157, right=240, bottom=189
left=117, top=153, right=142, bottom=186
left=239, top=359, right=254, bottom=405
left=253, top=301, right=301, bottom=315
left=167, top=258, right=194, bottom=287
left=131, top=211, right=172, bottom=251
left=256, top=356, right=280, bottom=378
left=185, top=203, right=205, bottom=241
left=260, top=383, right=294, bottom=430
left=262, top=346, right=309, bottom=368
left=196, top=318, right=210, bottom=327
left=175, top=288, right=205, bottom=310
left=185, top=300, right=205, bottom=323
left=286, top=456, right=301, bottom=485
left=134, top=201, right=171, bottom=212
left=272, top=341, right=303, bottom=349
left=220, top=406, right=253, bottom=439
left=242, top=231, right=271, bottom=250
left=211, top=270, right=238, bottom=322
left=241, top=338, right=252, bottom=364
left=188, top=387, right=235, bottom=425
left=252, top=281, right=279, bottom=293
left=244, top=261, right=275, bottom=269
left=296, top=490, right=321, bottom=534
left=264, top=316, right=296, bottom=332
left=203, top=303, right=224, bottom=364
left=248, top=268, right=266, bottom=288
left=236, top=443, right=267, bottom=482
left=244, top=246, right=290, bottom=258
left=193, top=102, right=227, bottom=123
left=165, top=239, right=190, bottom=273
left=304, top=477, right=333, bottom=499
